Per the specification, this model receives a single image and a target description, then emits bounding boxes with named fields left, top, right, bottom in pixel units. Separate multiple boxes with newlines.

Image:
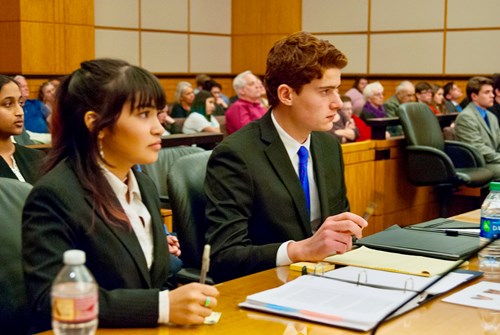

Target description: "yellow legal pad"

left=323, top=246, right=467, bottom=277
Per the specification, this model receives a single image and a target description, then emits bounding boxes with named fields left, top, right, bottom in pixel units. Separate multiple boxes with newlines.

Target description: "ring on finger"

left=204, top=296, right=211, bottom=307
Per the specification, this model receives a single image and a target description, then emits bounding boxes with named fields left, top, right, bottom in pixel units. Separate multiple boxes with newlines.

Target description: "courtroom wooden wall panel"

left=190, top=0, right=231, bottom=34
left=231, top=0, right=263, bottom=35
left=321, top=34, right=368, bottom=74
left=371, top=0, right=444, bottom=31
left=190, top=35, right=231, bottom=73
left=141, top=0, right=188, bottom=31
left=62, top=25, right=95, bottom=73
left=446, top=30, right=500, bottom=74
left=20, top=22, right=57, bottom=74
left=370, top=32, right=443, bottom=74
left=141, top=32, right=189, bottom=73
left=60, top=0, right=94, bottom=25
left=94, top=0, right=138, bottom=28
left=447, top=0, right=500, bottom=29
left=303, top=0, right=368, bottom=33
left=95, top=29, right=140, bottom=66
left=1, top=0, right=21, bottom=21
left=19, top=0, right=55, bottom=22
left=0, top=22, right=22, bottom=73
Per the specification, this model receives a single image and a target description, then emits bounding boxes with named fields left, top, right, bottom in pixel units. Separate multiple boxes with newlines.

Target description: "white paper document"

left=443, top=281, right=500, bottom=311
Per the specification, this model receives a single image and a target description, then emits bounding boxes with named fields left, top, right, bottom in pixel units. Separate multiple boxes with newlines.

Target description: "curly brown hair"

left=264, top=31, right=348, bottom=108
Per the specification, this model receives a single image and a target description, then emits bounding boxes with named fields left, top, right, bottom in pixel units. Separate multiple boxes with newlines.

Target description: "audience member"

left=489, top=73, right=500, bottom=120
left=431, top=84, right=451, bottom=115
left=415, top=81, right=439, bottom=114
left=360, top=82, right=386, bottom=120
left=22, top=59, right=219, bottom=333
left=194, top=73, right=211, bottom=94
left=0, top=75, right=44, bottom=183
left=224, top=70, right=266, bottom=135
left=443, top=81, right=464, bottom=112
left=170, top=81, right=195, bottom=117
left=38, top=81, right=56, bottom=129
left=205, top=32, right=367, bottom=282
left=345, top=76, right=368, bottom=116
left=182, top=90, right=220, bottom=134
left=328, top=95, right=359, bottom=143
left=256, top=76, right=269, bottom=109
left=202, top=79, right=228, bottom=115
left=14, top=75, right=50, bottom=134
left=383, top=80, right=415, bottom=136
left=454, top=76, right=499, bottom=178
left=158, top=105, right=180, bottom=135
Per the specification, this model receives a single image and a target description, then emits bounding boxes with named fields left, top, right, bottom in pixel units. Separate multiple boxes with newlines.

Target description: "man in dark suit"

left=205, top=32, right=368, bottom=283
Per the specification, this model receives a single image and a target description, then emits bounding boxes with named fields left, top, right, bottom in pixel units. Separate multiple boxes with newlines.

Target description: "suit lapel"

left=134, top=170, right=169, bottom=287
left=260, top=112, right=312, bottom=236
left=84, top=183, right=152, bottom=287
left=310, top=134, right=330, bottom=221
left=469, top=104, right=494, bottom=140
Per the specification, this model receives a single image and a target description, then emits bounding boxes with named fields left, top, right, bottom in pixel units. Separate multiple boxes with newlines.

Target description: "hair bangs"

left=120, top=66, right=166, bottom=113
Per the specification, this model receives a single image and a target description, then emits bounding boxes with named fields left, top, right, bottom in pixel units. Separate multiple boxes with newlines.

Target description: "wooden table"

left=38, top=210, right=499, bottom=334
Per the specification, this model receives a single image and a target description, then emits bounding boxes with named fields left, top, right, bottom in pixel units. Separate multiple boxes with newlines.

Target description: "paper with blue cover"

left=239, top=267, right=480, bottom=331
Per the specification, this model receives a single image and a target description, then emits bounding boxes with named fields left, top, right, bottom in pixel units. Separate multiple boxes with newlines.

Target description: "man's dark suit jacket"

left=0, top=144, right=45, bottom=184
left=205, top=111, right=349, bottom=282
left=22, top=159, right=173, bottom=333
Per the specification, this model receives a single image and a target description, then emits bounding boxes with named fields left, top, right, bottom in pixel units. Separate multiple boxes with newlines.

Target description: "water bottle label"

left=480, top=217, right=500, bottom=239
left=52, top=293, right=98, bottom=323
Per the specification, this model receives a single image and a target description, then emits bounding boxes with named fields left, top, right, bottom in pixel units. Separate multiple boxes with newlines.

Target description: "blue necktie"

left=298, top=146, right=310, bottom=214
left=484, top=114, right=491, bottom=129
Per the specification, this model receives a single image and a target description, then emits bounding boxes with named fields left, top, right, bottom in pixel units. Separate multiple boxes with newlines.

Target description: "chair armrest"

left=444, top=140, right=486, bottom=168
left=405, top=146, right=456, bottom=185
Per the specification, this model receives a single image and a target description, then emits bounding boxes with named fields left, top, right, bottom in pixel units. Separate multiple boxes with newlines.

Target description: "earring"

left=98, top=138, right=105, bottom=160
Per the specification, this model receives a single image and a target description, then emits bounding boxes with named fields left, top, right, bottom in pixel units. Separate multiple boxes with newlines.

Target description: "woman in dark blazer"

left=0, top=74, right=44, bottom=184
left=22, top=59, right=218, bottom=333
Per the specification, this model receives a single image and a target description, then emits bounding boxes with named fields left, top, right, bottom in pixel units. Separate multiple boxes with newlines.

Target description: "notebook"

left=355, top=222, right=480, bottom=260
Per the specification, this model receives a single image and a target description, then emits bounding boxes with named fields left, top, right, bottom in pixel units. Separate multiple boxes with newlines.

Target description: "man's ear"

left=471, top=92, right=478, bottom=103
left=277, top=84, right=294, bottom=106
left=84, top=111, right=98, bottom=131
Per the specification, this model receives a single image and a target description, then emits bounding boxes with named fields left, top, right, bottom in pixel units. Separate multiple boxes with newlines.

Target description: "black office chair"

left=141, top=146, right=205, bottom=207
left=398, top=103, right=493, bottom=217
left=167, top=151, right=214, bottom=284
left=0, top=178, right=33, bottom=334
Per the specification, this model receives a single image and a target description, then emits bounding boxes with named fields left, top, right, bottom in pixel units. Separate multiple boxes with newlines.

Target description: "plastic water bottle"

left=479, top=182, right=500, bottom=281
left=51, top=250, right=98, bottom=335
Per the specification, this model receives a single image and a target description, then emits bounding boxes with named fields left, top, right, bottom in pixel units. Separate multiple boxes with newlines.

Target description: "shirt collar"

left=101, top=166, right=142, bottom=203
left=271, top=110, right=311, bottom=157
left=474, top=103, right=488, bottom=118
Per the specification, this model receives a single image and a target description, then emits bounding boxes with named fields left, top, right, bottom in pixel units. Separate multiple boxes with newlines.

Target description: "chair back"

left=167, top=151, right=212, bottom=269
left=398, top=102, right=445, bottom=150
left=0, top=178, right=33, bottom=334
left=141, top=146, right=205, bottom=199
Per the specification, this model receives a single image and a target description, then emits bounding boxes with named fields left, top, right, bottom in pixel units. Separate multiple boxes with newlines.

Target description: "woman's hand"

left=168, top=283, right=220, bottom=325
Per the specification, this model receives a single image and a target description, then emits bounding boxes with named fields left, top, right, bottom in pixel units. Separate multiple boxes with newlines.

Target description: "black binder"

left=355, top=219, right=480, bottom=260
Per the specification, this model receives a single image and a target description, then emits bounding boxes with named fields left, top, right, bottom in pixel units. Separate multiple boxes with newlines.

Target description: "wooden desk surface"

left=38, top=210, right=498, bottom=334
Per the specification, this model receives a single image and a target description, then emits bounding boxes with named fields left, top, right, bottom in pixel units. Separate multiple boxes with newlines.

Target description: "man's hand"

left=287, top=212, right=367, bottom=262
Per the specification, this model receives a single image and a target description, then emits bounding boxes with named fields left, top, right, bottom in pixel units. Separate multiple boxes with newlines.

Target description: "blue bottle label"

left=480, top=217, right=500, bottom=239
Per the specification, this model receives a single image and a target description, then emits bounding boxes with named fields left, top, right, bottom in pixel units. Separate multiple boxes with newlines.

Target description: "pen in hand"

left=200, top=244, right=211, bottom=284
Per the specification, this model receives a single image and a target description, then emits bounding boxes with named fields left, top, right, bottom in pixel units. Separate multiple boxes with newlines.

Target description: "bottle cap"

left=63, top=249, right=86, bottom=265
left=490, top=182, right=500, bottom=191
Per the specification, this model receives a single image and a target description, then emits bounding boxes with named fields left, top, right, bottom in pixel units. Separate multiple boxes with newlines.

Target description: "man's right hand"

left=287, top=212, right=367, bottom=262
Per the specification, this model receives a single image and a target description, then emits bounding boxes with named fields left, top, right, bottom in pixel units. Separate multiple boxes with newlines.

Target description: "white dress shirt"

left=102, top=167, right=170, bottom=324
left=270, top=112, right=321, bottom=266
